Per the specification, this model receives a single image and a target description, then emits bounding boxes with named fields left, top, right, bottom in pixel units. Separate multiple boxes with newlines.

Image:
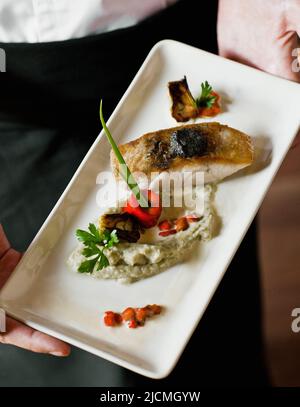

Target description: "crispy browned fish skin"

left=111, top=122, right=254, bottom=183
left=168, top=76, right=198, bottom=122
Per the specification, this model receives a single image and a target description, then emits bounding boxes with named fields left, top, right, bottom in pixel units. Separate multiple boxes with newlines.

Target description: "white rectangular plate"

left=0, top=40, right=299, bottom=379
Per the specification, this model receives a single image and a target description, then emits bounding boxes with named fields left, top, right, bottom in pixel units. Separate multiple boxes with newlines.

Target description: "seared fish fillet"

left=111, top=122, right=254, bottom=184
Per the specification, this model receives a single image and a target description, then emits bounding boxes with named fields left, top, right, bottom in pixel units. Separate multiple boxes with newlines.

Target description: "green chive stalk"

left=99, top=100, right=148, bottom=208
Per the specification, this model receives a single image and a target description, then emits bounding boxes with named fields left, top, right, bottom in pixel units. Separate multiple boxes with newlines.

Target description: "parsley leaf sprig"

left=195, top=81, right=217, bottom=108
left=76, top=223, right=119, bottom=274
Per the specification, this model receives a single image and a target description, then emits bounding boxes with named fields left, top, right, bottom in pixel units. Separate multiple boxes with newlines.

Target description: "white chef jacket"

left=0, top=0, right=178, bottom=43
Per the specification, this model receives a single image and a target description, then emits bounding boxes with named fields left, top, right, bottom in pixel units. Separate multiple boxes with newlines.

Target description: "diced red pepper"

left=174, top=217, right=189, bottom=232
left=143, top=305, right=154, bottom=317
left=159, top=229, right=177, bottom=237
left=123, top=190, right=162, bottom=228
left=104, top=304, right=163, bottom=328
left=186, top=214, right=201, bottom=222
left=149, top=304, right=162, bottom=315
left=198, top=91, right=221, bottom=118
left=114, top=313, right=123, bottom=324
left=104, top=311, right=121, bottom=327
left=135, top=308, right=147, bottom=325
left=121, top=307, right=135, bottom=321
left=158, top=220, right=173, bottom=231
left=128, top=319, right=138, bottom=329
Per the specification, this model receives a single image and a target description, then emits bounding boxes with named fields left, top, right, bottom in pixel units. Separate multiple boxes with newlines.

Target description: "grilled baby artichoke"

left=99, top=213, right=141, bottom=243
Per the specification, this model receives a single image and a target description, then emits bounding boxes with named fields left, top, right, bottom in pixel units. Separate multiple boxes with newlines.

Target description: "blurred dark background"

left=259, top=146, right=300, bottom=386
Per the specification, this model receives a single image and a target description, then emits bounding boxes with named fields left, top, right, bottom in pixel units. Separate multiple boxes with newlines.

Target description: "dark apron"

left=0, top=0, right=268, bottom=386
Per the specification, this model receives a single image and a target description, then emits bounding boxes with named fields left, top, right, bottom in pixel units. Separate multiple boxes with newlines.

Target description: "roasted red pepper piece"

left=186, top=214, right=201, bottom=222
left=198, top=91, right=221, bottom=118
left=123, top=190, right=162, bottom=228
left=104, top=311, right=122, bottom=327
left=174, top=217, right=189, bottom=232
left=135, top=308, right=148, bottom=325
left=128, top=319, right=138, bottom=329
left=149, top=304, right=162, bottom=315
left=159, top=229, right=177, bottom=237
left=121, top=307, right=135, bottom=322
left=158, top=220, right=173, bottom=231
left=104, top=304, right=163, bottom=328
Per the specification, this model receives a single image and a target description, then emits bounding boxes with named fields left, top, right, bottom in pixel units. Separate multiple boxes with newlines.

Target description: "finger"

left=0, top=248, right=22, bottom=274
left=217, top=0, right=300, bottom=82
left=285, top=0, right=300, bottom=36
left=0, top=317, right=71, bottom=356
left=0, top=224, right=10, bottom=259
left=272, top=31, right=300, bottom=82
left=219, top=30, right=300, bottom=82
left=0, top=249, right=22, bottom=289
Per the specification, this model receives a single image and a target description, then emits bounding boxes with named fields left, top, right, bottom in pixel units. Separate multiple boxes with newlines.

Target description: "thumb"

left=217, top=0, right=300, bottom=82
left=271, top=31, right=300, bottom=82
left=264, top=0, right=300, bottom=82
